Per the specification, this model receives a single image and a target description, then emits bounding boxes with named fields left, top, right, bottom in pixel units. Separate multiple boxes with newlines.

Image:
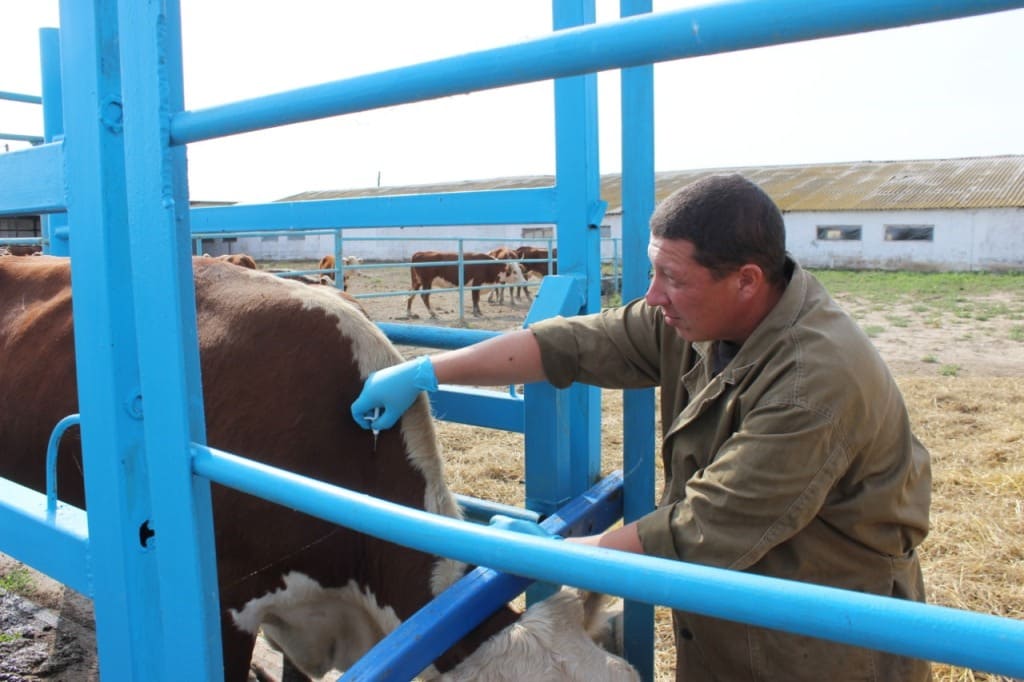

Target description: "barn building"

left=197, top=154, right=1024, bottom=272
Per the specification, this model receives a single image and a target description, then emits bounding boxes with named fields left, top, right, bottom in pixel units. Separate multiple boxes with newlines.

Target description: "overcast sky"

left=3, top=1, right=1023, bottom=203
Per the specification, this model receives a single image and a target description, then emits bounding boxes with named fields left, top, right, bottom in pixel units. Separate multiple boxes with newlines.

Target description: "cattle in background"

left=318, top=254, right=361, bottom=290
left=215, top=253, right=258, bottom=269
left=514, top=245, right=558, bottom=278
left=515, top=245, right=557, bottom=301
left=0, top=255, right=635, bottom=681
left=406, top=251, right=525, bottom=319
left=486, top=246, right=531, bottom=306
left=0, top=244, right=43, bottom=256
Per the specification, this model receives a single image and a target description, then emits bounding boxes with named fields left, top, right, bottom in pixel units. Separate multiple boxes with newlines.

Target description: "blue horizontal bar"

left=456, top=494, right=540, bottom=524
left=430, top=386, right=524, bottom=432
left=191, top=444, right=1024, bottom=677
left=377, top=323, right=500, bottom=349
left=342, top=472, right=624, bottom=681
left=0, top=142, right=65, bottom=216
left=0, top=133, right=44, bottom=144
left=0, top=90, right=43, bottom=105
left=0, top=237, right=44, bottom=246
left=0, top=477, right=91, bottom=596
left=189, top=187, right=557, bottom=232
left=170, top=0, right=1024, bottom=145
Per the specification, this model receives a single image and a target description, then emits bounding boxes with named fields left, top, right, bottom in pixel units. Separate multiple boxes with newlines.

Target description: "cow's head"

left=499, top=261, right=526, bottom=284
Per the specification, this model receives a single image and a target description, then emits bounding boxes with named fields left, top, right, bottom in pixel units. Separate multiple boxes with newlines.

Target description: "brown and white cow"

left=0, top=255, right=635, bottom=681
left=406, top=251, right=525, bottom=319
left=485, top=246, right=531, bottom=306
left=514, top=245, right=558, bottom=279
left=514, top=245, right=559, bottom=303
left=317, top=254, right=359, bottom=290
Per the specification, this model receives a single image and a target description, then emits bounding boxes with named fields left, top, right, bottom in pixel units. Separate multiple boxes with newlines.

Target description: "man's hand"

left=350, top=355, right=438, bottom=431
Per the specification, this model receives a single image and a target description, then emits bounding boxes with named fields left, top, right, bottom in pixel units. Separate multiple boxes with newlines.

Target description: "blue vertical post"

left=619, top=1, right=657, bottom=678
left=333, top=228, right=345, bottom=288
left=56, top=1, right=161, bottom=677
left=39, top=27, right=68, bottom=256
left=522, top=0, right=603, bottom=608
left=524, top=0, right=603, bottom=521
left=116, top=0, right=224, bottom=678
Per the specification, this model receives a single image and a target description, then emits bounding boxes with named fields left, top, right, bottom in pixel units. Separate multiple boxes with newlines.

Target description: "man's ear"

left=735, top=263, right=765, bottom=299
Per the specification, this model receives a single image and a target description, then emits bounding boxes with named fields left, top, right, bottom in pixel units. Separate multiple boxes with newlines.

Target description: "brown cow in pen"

left=318, top=254, right=361, bottom=290
left=486, top=246, right=531, bottom=306
left=510, top=245, right=558, bottom=303
left=407, top=251, right=525, bottom=319
left=515, top=245, right=558, bottom=278
left=0, top=256, right=636, bottom=681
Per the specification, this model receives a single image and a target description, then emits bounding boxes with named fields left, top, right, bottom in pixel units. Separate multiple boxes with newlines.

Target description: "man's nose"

left=644, top=281, right=664, bottom=306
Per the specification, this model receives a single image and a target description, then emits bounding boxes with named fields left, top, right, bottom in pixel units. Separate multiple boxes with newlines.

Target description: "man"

left=351, top=174, right=932, bottom=681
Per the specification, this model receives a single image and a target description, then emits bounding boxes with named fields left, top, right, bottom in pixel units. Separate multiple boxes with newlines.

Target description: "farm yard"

left=2, top=258, right=1023, bottom=681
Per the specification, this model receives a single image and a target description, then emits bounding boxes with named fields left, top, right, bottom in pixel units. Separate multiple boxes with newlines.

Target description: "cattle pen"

left=2, top=2, right=1024, bottom=681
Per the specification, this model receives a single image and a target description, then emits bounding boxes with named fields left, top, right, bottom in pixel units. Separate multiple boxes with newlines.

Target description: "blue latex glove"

left=488, top=514, right=563, bottom=540
left=350, top=355, right=438, bottom=431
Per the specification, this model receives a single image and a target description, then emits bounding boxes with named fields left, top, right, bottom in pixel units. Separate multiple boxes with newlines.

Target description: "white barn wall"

left=607, top=208, right=1022, bottom=272
left=202, top=208, right=1020, bottom=272
left=785, top=208, right=1023, bottom=271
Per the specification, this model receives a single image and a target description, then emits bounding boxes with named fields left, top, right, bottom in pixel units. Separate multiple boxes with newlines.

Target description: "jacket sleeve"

left=637, top=402, right=849, bottom=570
left=529, top=298, right=666, bottom=389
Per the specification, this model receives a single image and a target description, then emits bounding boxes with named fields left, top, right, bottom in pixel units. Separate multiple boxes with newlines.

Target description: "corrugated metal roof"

left=279, top=155, right=1024, bottom=213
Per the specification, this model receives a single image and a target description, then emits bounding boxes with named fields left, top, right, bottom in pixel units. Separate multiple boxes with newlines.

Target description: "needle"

left=365, top=406, right=382, bottom=452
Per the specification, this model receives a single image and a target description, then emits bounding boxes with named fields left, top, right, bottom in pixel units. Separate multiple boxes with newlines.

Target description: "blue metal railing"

left=191, top=231, right=619, bottom=316
left=0, top=89, right=44, bottom=145
left=192, top=444, right=1024, bottom=678
left=3, top=1, right=1024, bottom=680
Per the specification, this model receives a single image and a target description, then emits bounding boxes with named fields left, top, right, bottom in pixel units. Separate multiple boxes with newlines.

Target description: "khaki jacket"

left=530, top=262, right=931, bottom=681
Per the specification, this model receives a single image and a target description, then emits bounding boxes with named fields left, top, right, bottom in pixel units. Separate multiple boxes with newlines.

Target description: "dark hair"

left=649, top=174, right=788, bottom=286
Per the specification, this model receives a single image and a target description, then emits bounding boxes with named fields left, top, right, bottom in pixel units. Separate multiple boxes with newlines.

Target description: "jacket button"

left=680, top=628, right=694, bottom=641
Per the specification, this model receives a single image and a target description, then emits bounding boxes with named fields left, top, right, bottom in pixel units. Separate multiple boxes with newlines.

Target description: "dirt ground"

left=2, top=263, right=1022, bottom=681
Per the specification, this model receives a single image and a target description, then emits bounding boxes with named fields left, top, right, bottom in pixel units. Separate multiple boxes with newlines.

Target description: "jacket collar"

left=700, top=258, right=809, bottom=383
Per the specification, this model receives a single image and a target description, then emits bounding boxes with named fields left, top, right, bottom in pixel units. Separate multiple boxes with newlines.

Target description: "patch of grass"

left=0, top=632, right=23, bottom=644
left=862, top=325, right=885, bottom=338
left=811, top=270, right=1024, bottom=318
left=885, top=315, right=911, bottom=328
left=0, top=567, right=35, bottom=597
left=952, top=305, right=974, bottom=319
left=1010, top=325, right=1024, bottom=342
left=939, top=364, right=961, bottom=377
left=921, top=355, right=939, bottom=364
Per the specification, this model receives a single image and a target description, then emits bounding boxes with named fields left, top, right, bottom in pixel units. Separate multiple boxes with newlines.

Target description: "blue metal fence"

left=0, top=89, right=44, bottom=145
left=191, top=231, right=618, bottom=321
left=2, top=1, right=1024, bottom=680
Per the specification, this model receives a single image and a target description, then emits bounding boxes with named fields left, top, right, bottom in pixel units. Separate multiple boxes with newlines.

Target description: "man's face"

left=645, top=236, right=741, bottom=342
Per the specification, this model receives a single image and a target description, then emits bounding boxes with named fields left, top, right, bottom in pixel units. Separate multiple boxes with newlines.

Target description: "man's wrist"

left=411, top=355, right=438, bottom=392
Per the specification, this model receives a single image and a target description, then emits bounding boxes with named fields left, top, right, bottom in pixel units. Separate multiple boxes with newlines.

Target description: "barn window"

left=286, top=234, right=305, bottom=241
left=816, top=225, right=861, bottom=241
left=885, top=225, right=934, bottom=241
left=522, top=227, right=554, bottom=240
left=0, top=216, right=40, bottom=238
left=260, top=235, right=279, bottom=243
